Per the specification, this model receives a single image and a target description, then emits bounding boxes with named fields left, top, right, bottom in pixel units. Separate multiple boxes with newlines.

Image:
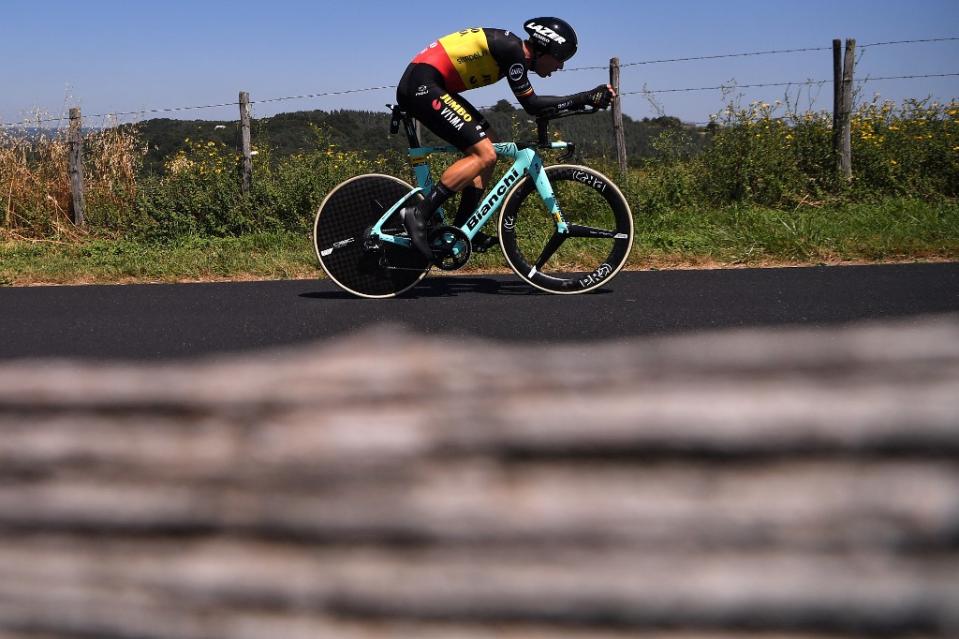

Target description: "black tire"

left=313, top=174, right=429, bottom=298
left=498, top=164, right=633, bottom=294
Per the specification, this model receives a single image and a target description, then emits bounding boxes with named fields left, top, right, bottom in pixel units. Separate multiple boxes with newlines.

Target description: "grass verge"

left=629, top=197, right=959, bottom=267
left=0, top=232, right=317, bottom=286
left=1, top=198, right=956, bottom=286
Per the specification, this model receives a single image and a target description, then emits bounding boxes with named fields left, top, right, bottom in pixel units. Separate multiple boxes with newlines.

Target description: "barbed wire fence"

left=3, top=36, right=956, bottom=128
left=2, top=37, right=956, bottom=224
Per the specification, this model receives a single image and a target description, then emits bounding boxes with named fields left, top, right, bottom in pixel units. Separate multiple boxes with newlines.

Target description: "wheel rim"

left=499, top=165, right=633, bottom=294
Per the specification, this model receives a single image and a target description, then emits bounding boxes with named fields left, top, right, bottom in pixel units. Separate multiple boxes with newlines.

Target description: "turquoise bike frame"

left=371, top=142, right=571, bottom=249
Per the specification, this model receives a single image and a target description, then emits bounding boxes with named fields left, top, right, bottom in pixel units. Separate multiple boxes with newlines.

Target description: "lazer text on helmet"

left=525, top=22, right=566, bottom=44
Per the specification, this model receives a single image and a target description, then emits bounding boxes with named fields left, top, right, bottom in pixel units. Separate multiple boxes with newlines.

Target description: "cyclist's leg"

left=439, top=137, right=496, bottom=190
left=396, top=64, right=495, bottom=259
left=451, top=130, right=495, bottom=247
left=450, top=139, right=499, bottom=251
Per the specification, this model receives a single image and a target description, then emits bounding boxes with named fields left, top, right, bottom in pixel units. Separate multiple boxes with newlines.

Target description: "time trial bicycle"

left=313, top=104, right=633, bottom=298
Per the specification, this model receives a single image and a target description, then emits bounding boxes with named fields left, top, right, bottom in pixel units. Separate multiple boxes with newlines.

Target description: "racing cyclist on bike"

left=396, top=17, right=615, bottom=262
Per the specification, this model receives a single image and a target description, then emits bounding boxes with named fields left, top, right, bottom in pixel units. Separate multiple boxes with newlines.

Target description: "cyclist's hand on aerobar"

left=577, top=84, right=615, bottom=110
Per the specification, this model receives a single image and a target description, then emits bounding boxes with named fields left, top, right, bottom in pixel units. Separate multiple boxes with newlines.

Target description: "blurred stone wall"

left=1, top=318, right=957, bottom=638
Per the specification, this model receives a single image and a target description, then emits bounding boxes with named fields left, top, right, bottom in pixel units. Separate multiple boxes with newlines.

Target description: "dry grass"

left=0, top=125, right=73, bottom=239
left=0, top=115, right=144, bottom=240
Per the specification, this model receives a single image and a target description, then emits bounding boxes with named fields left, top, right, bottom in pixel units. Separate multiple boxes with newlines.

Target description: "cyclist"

left=396, top=17, right=615, bottom=261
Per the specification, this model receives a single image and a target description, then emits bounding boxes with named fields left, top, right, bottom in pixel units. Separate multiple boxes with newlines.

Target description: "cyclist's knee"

left=468, top=139, right=497, bottom=170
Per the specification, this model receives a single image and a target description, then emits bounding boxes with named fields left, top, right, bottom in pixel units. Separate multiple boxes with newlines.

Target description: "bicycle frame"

left=370, top=141, right=573, bottom=250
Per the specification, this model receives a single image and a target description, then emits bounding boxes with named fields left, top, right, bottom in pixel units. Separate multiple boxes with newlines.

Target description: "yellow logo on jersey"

left=439, top=94, right=473, bottom=122
left=438, top=29, right=500, bottom=89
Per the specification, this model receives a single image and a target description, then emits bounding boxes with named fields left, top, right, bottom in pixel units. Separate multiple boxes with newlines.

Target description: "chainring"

left=427, top=225, right=472, bottom=271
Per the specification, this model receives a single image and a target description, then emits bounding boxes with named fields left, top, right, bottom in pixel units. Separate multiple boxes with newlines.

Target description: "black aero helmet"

left=524, top=17, right=578, bottom=62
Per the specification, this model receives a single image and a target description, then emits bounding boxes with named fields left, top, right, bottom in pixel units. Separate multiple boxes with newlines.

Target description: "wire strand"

left=565, top=46, right=831, bottom=72
left=252, top=85, right=397, bottom=105
left=1, top=101, right=241, bottom=128
left=861, top=36, right=959, bottom=48
left=564, top=36, right=959, bottom=72
left=623, top=72, right=959, bottom=95
left=0, top=86, right=399, bottom=128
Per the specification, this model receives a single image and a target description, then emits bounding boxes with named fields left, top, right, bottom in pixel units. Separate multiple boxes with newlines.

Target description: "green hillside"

left=132, top=103, right=704, bottom=173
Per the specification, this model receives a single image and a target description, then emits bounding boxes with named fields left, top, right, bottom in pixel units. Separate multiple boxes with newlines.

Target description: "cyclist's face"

left=535, top=53, right=564, bottom=77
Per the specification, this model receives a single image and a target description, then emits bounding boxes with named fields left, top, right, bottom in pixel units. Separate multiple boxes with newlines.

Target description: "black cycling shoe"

left=401, top=205, right=435, bottom=262
left=472, top=231, right=498, bottom=253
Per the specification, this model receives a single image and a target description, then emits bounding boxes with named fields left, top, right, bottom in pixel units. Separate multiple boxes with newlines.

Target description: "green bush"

left=130, top=130, right=415, bottom=241
left=689, top=97, right=959, bottom=208
left=3, top=98, right=957, bottom=245
left=849, top=98, right=959, bottom=198
left=128, top=136, right=253, bottom=239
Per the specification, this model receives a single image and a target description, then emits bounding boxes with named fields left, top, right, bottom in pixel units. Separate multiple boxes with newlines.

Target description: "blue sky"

left=2, top=0, right=957, bottom=128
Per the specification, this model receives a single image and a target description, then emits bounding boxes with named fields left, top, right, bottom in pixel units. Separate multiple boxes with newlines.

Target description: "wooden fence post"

left=68, top=107, right=86, bottom=227
left=609, top=57, right=627, bottom=177
left=832, top=39, right=842, bottom=165
left=840, top=39, right=855, bottom=180
left=239, top=92, right=253, bottom=195
left=833, top=39, right=855, bottom=180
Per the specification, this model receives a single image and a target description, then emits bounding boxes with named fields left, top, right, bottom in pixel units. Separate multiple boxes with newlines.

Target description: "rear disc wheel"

left=313, top=174, right=429, bottom=298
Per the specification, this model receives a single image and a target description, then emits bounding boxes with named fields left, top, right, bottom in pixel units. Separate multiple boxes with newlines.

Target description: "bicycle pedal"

left=362, top=226, right=382, bottom=251
left=472, top=233, right=498, bottom=253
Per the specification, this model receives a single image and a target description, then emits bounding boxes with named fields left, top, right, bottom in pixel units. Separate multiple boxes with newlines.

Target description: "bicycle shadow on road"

left=301, top=275, right=600, bottom=299
left=410, top=276, right=549, bottom=297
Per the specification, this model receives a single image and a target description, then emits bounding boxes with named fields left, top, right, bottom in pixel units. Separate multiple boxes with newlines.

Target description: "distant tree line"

left=132, top=103, right=706, bottom=174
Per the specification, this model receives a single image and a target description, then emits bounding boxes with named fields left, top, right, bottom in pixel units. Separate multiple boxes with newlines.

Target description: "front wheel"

left=498, top=164, right=633, bottom=294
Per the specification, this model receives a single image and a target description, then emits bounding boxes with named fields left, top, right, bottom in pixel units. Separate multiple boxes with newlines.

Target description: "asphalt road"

left=1, top=263, right=957, bottom=361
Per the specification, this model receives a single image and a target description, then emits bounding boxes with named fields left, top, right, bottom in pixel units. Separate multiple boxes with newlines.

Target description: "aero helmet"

left=523, top=17, right=578, bottom=62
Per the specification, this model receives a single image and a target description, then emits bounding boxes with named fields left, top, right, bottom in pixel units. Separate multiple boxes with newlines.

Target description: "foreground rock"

left=1, top=317, right=957, bottom=638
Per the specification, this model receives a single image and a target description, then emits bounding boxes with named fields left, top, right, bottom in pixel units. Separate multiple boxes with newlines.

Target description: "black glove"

left=579, top=85, right=612, bottom=109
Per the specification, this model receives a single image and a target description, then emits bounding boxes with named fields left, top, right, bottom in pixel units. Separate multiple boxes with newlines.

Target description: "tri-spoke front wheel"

left=498, top=164, right=633, bottom=294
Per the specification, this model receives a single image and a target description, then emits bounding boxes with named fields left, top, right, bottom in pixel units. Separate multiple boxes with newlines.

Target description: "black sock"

left=453, top=186, right=484, bottom=227
left=417, top=182, right=454, bottom=218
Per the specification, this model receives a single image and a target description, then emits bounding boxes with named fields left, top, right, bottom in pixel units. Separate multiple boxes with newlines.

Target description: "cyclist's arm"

left=517, top=85, right=612, bottom=115
left=517, top=91, right=575, bottom=115
left=498, top=42, right=611, bottom=114
left=501, top=58, right=568, bottom=114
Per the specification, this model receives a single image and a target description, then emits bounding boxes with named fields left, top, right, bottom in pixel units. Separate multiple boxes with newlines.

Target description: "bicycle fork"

left=523, top=154, right=573, bottom=276
left=528, top=154, right=570, bottom=235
